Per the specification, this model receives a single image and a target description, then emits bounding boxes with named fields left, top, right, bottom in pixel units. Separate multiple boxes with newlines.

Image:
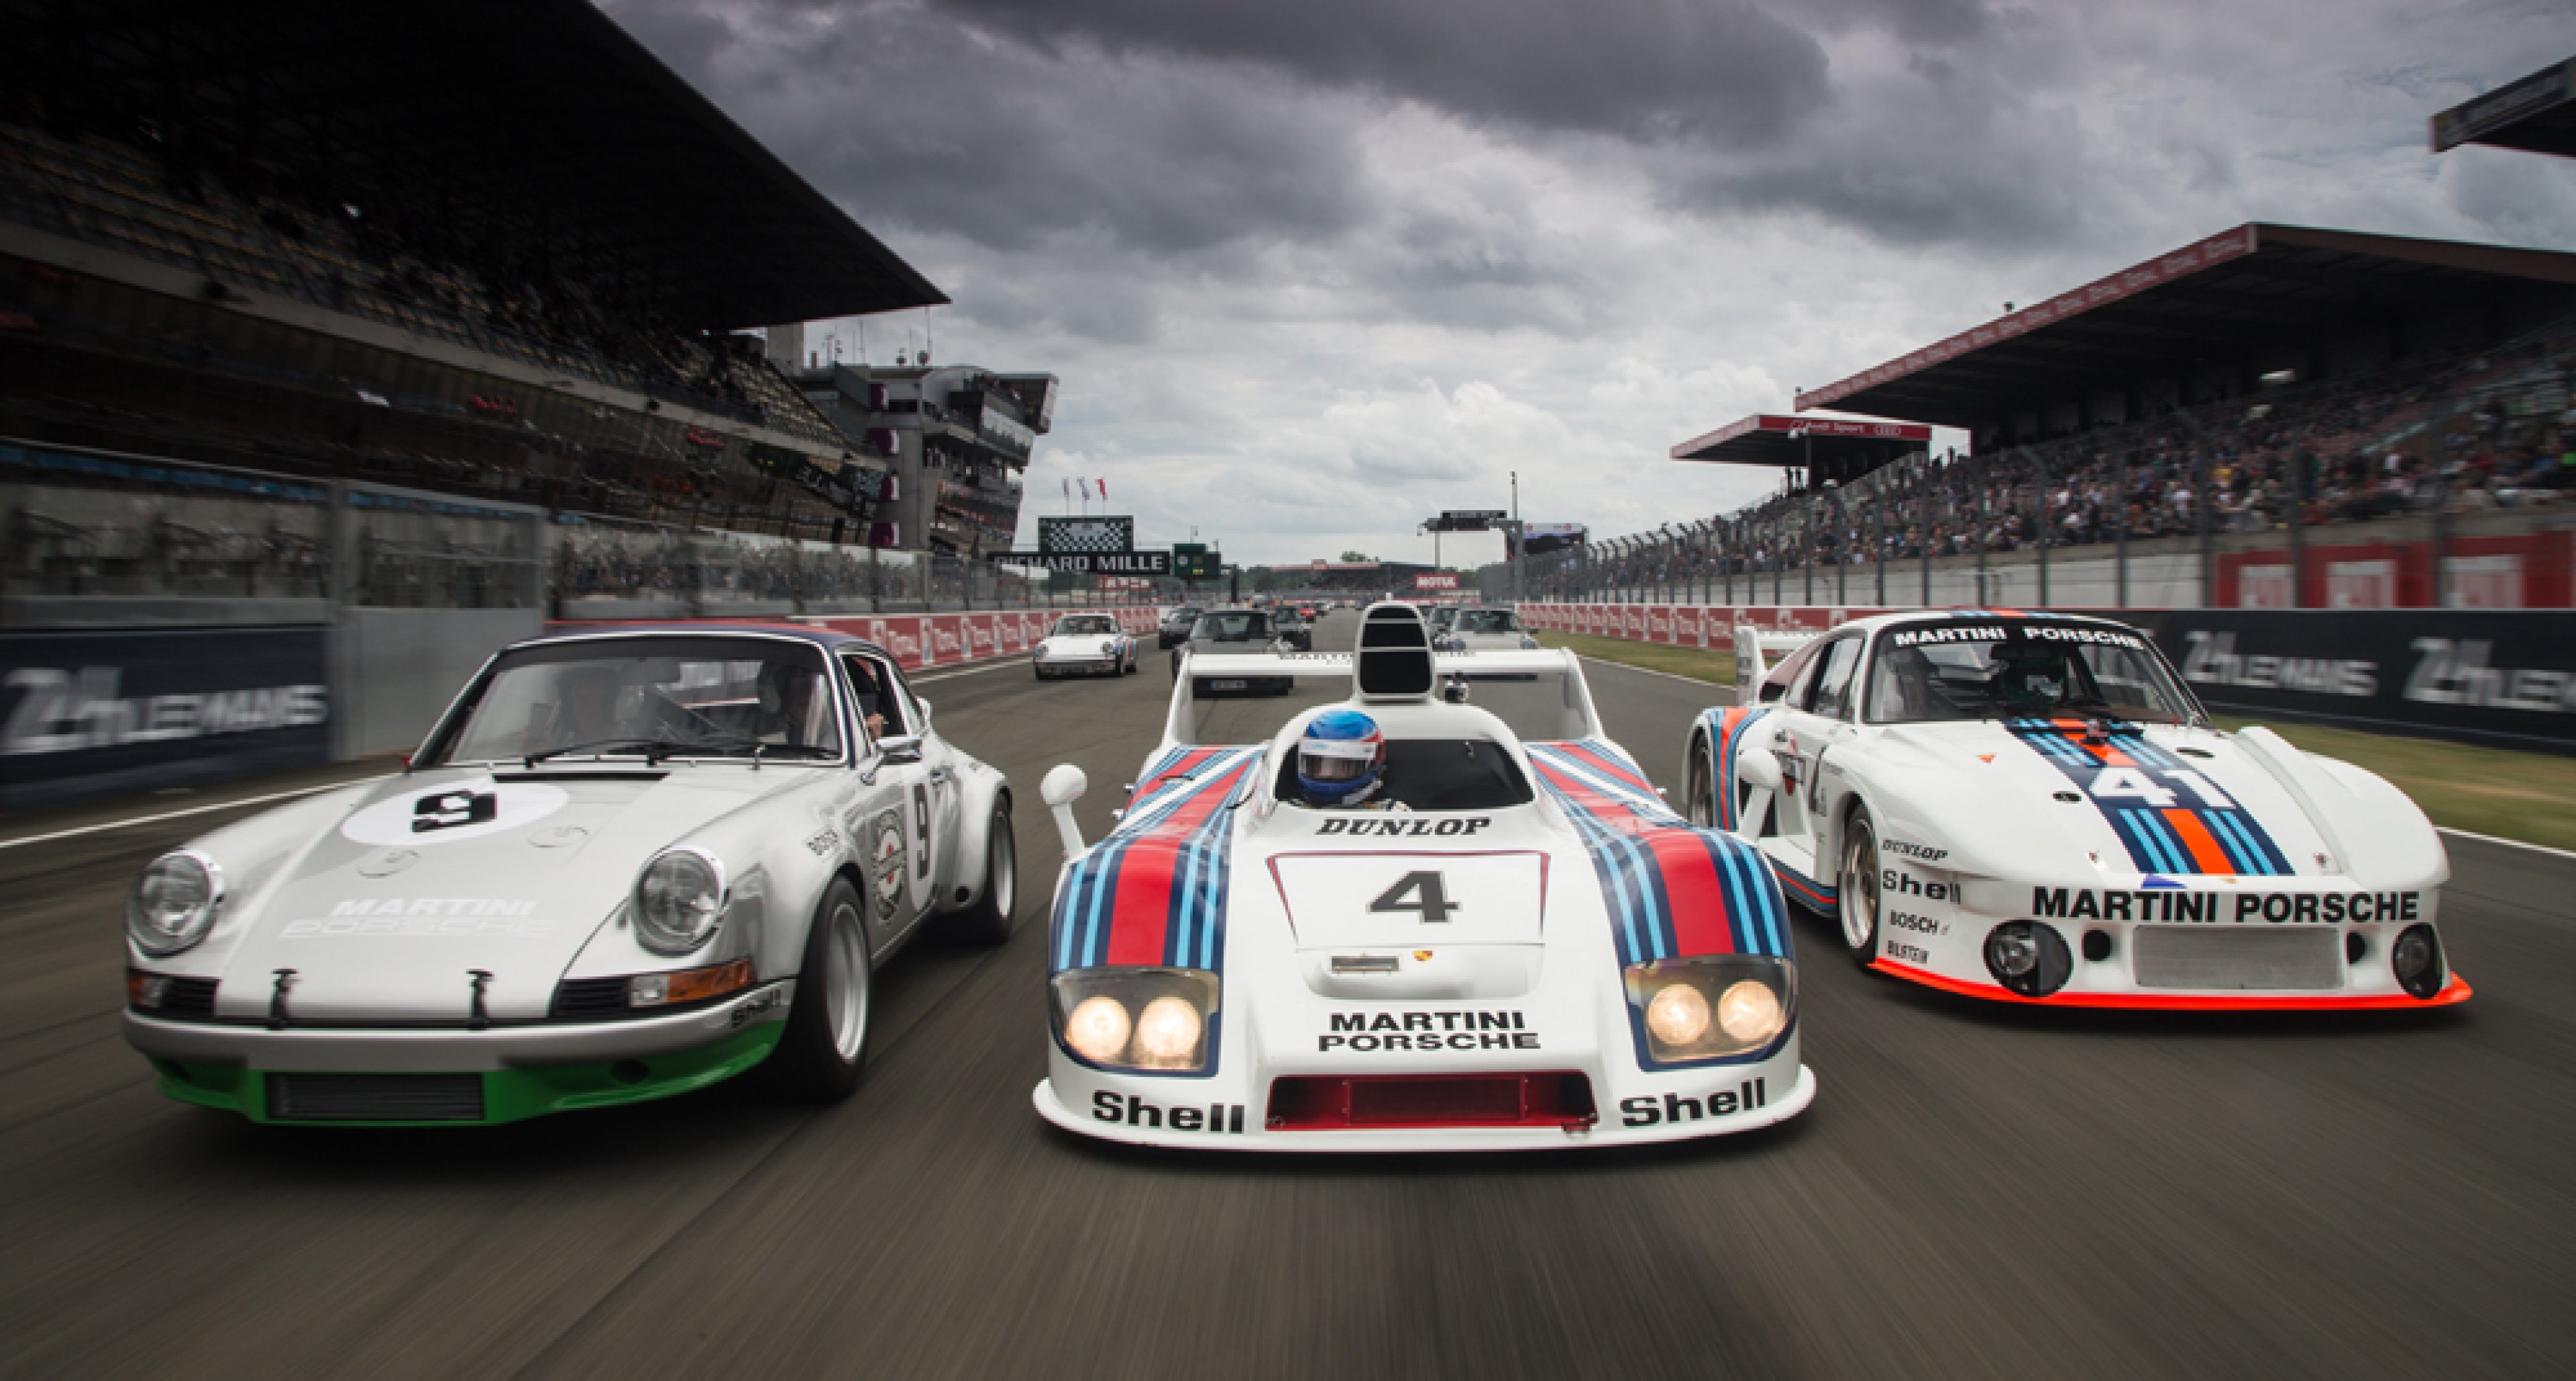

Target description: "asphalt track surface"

left=3, top=610, right=2571, bottom=1379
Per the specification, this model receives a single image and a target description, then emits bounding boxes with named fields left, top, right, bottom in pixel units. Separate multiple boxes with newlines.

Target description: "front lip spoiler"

left=1870, top=958, right=2471, bottom=1010
left=1032, top=1066, right=1819, bottom=1153
left=123, top=980, right=795, bottom=1071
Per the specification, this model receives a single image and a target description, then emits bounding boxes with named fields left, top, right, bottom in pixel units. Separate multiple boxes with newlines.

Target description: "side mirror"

left=1739, top=748, right=1784, bottom=795
left=876, top=735, right=925, bottom=766
left=1041, top=764, right=1089, bottom=856
left=914, top=697, right=933, bottom=725
left=1758, top=679, right=1788, bottom=704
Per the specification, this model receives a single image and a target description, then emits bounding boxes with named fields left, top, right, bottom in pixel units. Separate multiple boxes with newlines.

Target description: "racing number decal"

left=1368, top=871, right=1460, bottom=923
left=2088, top=766, right=2238, bottom=810
left=412, top=790, right=497, bottom=833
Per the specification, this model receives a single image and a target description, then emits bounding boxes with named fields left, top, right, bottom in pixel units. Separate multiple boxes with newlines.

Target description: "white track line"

left=0, top=776, right=388, bottom=851
left=1568, top=652, right=1731, bottom=690
left=2436, top=827, right=2576, bottom=863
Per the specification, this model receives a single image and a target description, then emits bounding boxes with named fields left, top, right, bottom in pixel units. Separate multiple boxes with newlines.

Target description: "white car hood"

left=209, top=766, right=805, bottom=1021
left=1869, top=719, right=2328, bottom=882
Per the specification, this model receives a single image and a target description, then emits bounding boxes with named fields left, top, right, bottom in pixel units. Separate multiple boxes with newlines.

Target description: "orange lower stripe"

left=2159, top=808, right=2235, bottom=873
left=1868, top=957, right=2472, bottom=1011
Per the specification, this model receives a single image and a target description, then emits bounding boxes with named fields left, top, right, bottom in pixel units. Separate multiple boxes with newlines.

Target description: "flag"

left=1081, top=478, right=1094, bottom=500
left=1098, top=476, right=1108, bottom=500
left=1061, top=477, right=1071, bottom=500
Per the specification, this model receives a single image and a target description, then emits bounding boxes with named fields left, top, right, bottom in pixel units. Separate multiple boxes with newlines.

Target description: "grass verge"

left=1538, top=629, right=2576, bottom=854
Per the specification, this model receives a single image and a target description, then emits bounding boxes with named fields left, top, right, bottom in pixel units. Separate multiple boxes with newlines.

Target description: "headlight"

left=1050, top=967, right=1220, bottom=1072
left=632, top=848, right=727, bottom=955
left=127, top=851, right=221, bottom=956
left=1519, top=635, right=1541, bottom=649
left=2391, top=923, right=2446, bottom=999
left=1622, top=956, right=1793, bottom=1064
left=1983, top=920, right=2072, bottom=997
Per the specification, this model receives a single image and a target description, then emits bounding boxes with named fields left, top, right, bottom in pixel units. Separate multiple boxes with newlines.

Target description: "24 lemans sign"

left=1, top=627, right=331, bottom=811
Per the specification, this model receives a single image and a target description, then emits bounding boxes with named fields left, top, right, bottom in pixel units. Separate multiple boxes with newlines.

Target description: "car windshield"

left=1866, top=623, right=2200, bottom=726
left=1053, top=616, right=1118, bottom=636
left=1456, top=610, right=1519, bottom=634
left=435, top=636, right=843, bottom=764
left=1193, top=611, right=1269, bottom=641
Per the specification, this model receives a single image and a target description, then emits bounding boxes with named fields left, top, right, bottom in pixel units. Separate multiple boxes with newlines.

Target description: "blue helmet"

left=1297, top=709, right=1385, bottom=807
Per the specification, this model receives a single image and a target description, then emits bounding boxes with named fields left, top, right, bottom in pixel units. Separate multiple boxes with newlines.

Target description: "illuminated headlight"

left=127, top=851, right=221, bottom=956
left=1050, top=967, right=1219, bottom=1072
left=632, top=848, right=727, bottom=956
left=1622, top=956, right=1794, bottom=1063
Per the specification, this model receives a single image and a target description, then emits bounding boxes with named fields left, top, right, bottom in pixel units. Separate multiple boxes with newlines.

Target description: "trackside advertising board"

left=1516, top=603, right=2576, bottom=754
left=1, top=627, right=333, bottom=811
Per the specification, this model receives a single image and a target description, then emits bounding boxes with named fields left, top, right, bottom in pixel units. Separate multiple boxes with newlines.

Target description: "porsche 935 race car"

left=1684, top=609, right=2467, bottom=1011
left=121, top=625, right=1018, bottom=1125
left=1032, top=613, right=1139, bottom=679
left=1032, top=603, right=1813, bottom=1150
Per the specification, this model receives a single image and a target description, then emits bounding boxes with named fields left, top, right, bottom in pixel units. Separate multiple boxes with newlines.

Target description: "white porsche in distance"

left=1031, top=603, right=1813, bottom=1152
left=1684, top=609, right=2468, bottom=1011
left=1032, top=614, right=1139, bottom=679
left=121, top=626, right=1020, bottom=1125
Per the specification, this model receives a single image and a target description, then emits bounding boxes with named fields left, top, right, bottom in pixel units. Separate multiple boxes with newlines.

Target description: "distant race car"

left=1435, top=606, right=1542, bottom=652
left=121, top=625, right=1020, bottom=1125
left=1682, top=609, right=2467, bottom=1011
left=1030, top=602, right=1813, bottom=1151
left=1158, top=606, right=1204, bottom=648
left=1033, top=613, right=1139, bottom=679
left=1171, top=607, right=1297, bottom=695
left=1272, top=607, right=1316, bottom=652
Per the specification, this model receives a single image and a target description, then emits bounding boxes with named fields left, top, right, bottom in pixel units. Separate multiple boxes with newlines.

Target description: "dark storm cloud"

left=934, top=0, right=1834, bottom=144
left=606, top=0, right=1376, bottom=260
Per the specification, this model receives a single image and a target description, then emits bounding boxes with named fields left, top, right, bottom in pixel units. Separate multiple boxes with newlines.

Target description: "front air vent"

left=550, top=977, right=633, bottom=1021
left=266, top=1073, right=485, bottom=1122
left=1267, top=1072, right=1596, bottom=1131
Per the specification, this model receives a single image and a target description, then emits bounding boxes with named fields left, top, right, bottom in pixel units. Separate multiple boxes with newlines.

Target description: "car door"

left=879, top=656, right=966, bottom=902
left=1759, top=633, right=1860, bottom=882
left=839, top=650, right=937, bottom=942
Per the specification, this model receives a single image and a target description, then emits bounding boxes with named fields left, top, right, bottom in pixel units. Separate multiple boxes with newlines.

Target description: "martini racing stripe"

left=1527, top=741, right=1787, bottom=964
left=1695, top=707, right=1771, bottom=831
left=1051, top=748, right=1260, bottom=972
left=2004, top=719, right=2292, bottom=876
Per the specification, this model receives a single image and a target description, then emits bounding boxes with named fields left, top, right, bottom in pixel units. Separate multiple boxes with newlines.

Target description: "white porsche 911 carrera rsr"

left=1032, top=603, right=1813, bottom=1152
left=1032, top=614, right=1139, bottom=680
left=1684, top=609, right=2467, bottom=1011
left=121, top=625, right=1018, bottom=1125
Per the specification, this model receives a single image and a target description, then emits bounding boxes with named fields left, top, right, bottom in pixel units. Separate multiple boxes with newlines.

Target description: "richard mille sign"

left=992, top=550, right=1173, bottom=574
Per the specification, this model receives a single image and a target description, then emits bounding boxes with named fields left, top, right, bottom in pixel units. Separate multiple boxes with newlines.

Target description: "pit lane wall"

left=1518, top=602, right=2576, bottom=756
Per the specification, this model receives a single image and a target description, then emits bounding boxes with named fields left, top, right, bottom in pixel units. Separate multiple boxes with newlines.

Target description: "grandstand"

left=2432, top=56, right=2576, bottom=157
left=0, top=0, right=947, bottom=562
left=1546, top=224, right=2576, bottom=609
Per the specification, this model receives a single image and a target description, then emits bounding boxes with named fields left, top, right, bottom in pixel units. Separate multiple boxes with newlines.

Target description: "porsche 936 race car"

left=1032, top=613, right=1139, bottom=679
left=1032, top=603, right=1813, bottom=1150
left=1684, top=609, right=2467, bottom=1011
left=121, top=625, right=1018, bottom=1125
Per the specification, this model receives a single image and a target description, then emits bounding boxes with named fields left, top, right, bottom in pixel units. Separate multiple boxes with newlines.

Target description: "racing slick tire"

left=1685, top=733, right=1717, bottom=829
left=765, top=878, right=872, bottom=1101
left=1124, top=650, right=1139, bottom=674
left=1034, top=666, right=1052, bottom=681
left=1835, top=805, right=1883, bottom=967
left=943, top=800, right=1020, bottom=946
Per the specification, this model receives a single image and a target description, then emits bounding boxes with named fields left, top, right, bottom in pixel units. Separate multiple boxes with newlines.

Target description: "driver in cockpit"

left=1297, top=709, right=1388, bottom=809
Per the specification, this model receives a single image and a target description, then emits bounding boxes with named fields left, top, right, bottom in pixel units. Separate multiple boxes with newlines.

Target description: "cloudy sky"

left=606, top=0, right=2576, bottom=568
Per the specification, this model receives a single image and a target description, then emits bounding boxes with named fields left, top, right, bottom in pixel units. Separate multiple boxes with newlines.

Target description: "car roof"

left=512, top=622, right=889, bottom=658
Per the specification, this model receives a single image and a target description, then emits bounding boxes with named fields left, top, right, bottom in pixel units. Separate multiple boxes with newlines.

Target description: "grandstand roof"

left=1792, top=223, right=2576, bottom=428
left=0, top=0, right=945, bottom=329
left=2432, top=58, right=2576, bottom=156
left=1670, top=414, right=1933, bottom=471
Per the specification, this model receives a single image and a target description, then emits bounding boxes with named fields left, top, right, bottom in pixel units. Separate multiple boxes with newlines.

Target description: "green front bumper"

left=148, top=1024, right=784, bottom=1126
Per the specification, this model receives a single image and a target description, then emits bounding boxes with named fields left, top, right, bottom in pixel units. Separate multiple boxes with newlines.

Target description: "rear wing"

left=1733, top=627, right=1819, bottom=706
left=1161, top=648, right=1601, bottom=746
